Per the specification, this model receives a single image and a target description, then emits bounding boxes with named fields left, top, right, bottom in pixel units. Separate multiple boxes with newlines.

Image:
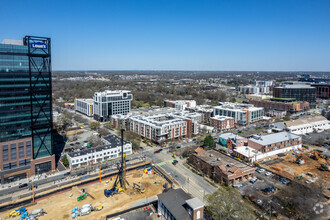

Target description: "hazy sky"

left=1, top=0, right=330, bottom=71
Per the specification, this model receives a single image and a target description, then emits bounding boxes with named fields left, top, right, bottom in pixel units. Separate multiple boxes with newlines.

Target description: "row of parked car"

left=272, top=174, right=291, bottom=185
left=262, top=185, right=277, bottom=194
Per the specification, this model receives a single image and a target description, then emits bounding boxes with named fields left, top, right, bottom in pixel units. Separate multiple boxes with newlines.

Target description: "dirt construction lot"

left=262, top=152, right=330, bottom=183
left=0, top=170, right=167, bottom=220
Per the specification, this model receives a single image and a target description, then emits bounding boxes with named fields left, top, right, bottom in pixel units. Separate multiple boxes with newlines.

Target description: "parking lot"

left=302, top=130, right=330, bottom=147
left=237, top=169, right=291, bottom=210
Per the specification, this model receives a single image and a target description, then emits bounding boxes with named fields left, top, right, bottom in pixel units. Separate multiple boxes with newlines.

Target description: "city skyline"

left=1, top=0, right=330, bottom=71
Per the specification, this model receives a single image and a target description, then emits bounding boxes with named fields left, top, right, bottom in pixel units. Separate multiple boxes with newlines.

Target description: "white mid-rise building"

left=75, top=98, right=94, bottom=117
left=128, top=111, right=201, bottom=143
left=214, top=102, right=264, bottom=125
left=93, top=90, right=133, bottom=121
left=66, top=134, right=132, bottom=169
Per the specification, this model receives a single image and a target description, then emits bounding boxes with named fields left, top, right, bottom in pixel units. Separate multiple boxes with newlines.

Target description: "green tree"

left=205, top=187, right=254, bottom=220
left=104, top=122, right=114, bottom=130
left=230, top=97, right=236, bottom=103
left=90, top=121, right=101, bottom=131
left=203, top=135, right=216, bottom=148
left=124, top=131, right=141, bottom=151
left=61, top=155, right=69, bottom=167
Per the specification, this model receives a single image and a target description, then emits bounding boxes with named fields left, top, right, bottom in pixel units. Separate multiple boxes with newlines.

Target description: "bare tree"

left=205, top=187, right=255, bottom=220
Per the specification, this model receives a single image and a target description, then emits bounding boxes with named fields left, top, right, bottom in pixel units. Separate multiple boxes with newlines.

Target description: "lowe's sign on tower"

left=31, top=42, right=48, bottom=49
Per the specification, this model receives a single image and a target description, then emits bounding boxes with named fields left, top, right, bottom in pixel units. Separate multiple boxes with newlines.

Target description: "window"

left=3, top=163, right=10, bottom=170
left=11, top=143, right=17, bottom=160
left=19, top=142, right=25, bottom=158
left=26, top=141, right=32, bottom=156
left=2, top=145, right=8, bottom=161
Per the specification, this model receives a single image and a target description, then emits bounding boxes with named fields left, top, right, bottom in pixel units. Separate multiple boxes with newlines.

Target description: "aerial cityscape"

left=0, top=1, right=330, bottom=220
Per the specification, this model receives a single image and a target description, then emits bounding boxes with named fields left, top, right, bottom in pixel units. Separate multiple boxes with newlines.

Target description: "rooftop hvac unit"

left=217, top=158, right=221, bottom=161
left=209, top=154, right=213, bottom=157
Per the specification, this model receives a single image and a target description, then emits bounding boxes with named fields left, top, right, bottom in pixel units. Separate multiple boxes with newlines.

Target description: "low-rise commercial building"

left=249, top=98, right=310, bottom=113
left=164, top=100, right=196, bottom=111
left=158, top=188, right=204, bottom=220
left=278, top=116, right=330, bottom=135
left=247, top=132, right=302, bottom=158
left=217, top=133, right=247, bottom=149
left=210, top=115, right=235, bottom=131
left=189, top=148, right=255, bottom=185
left=214, top=102, right=264, bottom=125
left=75, top=99, right=94, bottom=117
left=66, top=134, right=132, bottom=169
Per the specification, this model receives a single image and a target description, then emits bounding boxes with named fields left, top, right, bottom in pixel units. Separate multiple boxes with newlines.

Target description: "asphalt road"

left=143, top=147, right=217, bottom=201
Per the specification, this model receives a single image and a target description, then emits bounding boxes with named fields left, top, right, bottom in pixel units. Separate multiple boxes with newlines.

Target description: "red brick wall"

left=0, top=138, right=32, bottom=171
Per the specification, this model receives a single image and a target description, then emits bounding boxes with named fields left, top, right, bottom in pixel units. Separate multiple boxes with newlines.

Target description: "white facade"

left=255, top=80, right=274, bottom=87
left=165, top=100, right=196, bottom=111
left=284, top=116, right=330, bottom=135
left=67, top=135, right=132, bottom=169
left=128, top=111, right=201, bottom=142
left=75, top=99, right=93, bottom=117
left=269, top=109, right=287, bottom=119
left=93, top=90, right=133, bottom=121
left=234, top=144, right=301, bottom=162
left=214, top=102, right=264, bottom=125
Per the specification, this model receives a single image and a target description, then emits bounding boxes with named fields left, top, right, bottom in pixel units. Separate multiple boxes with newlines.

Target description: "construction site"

left=0, top=169, right=167, bottom=220
left=0, top=130, right=169, bottom=220
left=261, top=149, right=330, bottom=183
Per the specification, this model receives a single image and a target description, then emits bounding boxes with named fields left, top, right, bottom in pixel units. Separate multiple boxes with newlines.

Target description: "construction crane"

left=104, top=129, right=129, bottom=197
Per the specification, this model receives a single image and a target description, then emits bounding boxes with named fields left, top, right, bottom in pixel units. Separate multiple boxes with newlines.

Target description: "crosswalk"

left=157, top=159, right=174, bottom=166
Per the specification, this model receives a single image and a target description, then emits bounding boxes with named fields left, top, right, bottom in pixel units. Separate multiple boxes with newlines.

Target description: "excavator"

left=133, top=183, right=145, bottom=193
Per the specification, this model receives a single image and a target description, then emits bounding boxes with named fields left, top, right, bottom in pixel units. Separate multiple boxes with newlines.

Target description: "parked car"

left=172, top=160, right=178, bottom=165
left=19, top=183, right=28, bottom=188
left=265, top=172, right=272, bottom=176
left=154, top=150, right=161, bottom=154
left=257, top=169, right=265, bottom=173
left=282, top=179, right=291, bottom=185
left=250, top=178, right=258, bottom=184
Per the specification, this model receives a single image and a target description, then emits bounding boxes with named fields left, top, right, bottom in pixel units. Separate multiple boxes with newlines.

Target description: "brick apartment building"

left=189, top=148, right=255, bottom=185
left=249, top=98, right=310, bottom=113
left=210, top=116, right=235, bottom=131
left=312, top=83, right=330, bottom=99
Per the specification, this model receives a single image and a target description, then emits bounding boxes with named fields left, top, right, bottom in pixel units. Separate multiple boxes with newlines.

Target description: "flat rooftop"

left=76, top=98, right=93, bottom=103
left=68, top=134, right=130, bottom=158
left=211, top=115, right=234, bottom=120
left=279, top=84, right=314, bottom=89
left=219, top=133, right=244, bottom=140
left=248, top=132, right=300, bottom=146
left=195, top=149, right=251, bottom=171
left=234, top=146, right=261, bottom=158
left=283, top=115, right=328, bottom=127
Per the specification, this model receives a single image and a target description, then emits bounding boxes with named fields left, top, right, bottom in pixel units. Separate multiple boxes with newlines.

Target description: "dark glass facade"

left=273, top=86, right=317, bottom=103
left=0, top=36, right=54, bottom=182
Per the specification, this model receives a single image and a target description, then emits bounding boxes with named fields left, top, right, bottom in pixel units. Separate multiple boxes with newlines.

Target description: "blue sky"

left=1, top=0, right=330, bottom=71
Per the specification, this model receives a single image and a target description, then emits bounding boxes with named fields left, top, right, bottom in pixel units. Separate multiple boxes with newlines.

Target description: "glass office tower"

left=0, top=36, right=55, bottom=183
